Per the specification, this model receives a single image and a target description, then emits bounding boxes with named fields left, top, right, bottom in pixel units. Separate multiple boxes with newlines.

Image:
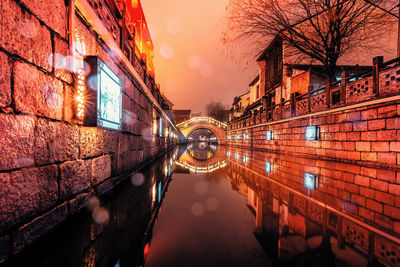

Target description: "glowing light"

left=144, top=243, right=150, bottom=259
left=158, top=182, right=162, bottom=203
left=235, top=134, right=239, bottom=140
left=242, top=155, right=247, bottom=164
left=305, top=126, right=318, bottom=140
left=265, top=162, right=272, bottom=173
left=227, top=151, right=230, bottom=157
left=75, top=69, right=86, bottom=120
left=159, top=118, right=163, bottom=137
left=243, top=133, right=247, bottom=140
left=266, top=130, right=272, bottom=141
left=234, top=152, right=238, bottom=160
left=152, top=184, right=156, bottom=203
left=304, top=173, right=318, bottom=190
left=153, top=119, right=157, bottom=135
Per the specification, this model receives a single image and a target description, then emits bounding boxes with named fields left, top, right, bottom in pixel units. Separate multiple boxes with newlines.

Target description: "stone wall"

left=0, top=0, right=177, bottom=261
left=227, top=99, right=400, bottom=169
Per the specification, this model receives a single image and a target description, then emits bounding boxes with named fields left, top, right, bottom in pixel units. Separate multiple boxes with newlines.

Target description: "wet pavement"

left=3, top=143, right=399, bottom=266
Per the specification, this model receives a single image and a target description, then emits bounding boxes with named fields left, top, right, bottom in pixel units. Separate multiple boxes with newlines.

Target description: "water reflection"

left=3, top=145, right=400, bottom=267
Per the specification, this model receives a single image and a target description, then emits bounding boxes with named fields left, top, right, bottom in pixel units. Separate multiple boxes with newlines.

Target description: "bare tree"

left=223, top=0, right=397, bottom=81
left=205, top=101, right=228, bottom=122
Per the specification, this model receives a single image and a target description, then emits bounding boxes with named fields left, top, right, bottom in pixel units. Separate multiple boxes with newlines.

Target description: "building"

left=173, top=110, right=192, bottom=124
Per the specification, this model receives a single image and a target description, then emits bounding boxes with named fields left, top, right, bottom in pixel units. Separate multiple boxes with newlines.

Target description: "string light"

left=75, top=68, right=86, bottom=120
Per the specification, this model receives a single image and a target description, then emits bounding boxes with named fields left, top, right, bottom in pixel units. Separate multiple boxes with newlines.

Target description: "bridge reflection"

left=175, top=143, right=227, bottom=174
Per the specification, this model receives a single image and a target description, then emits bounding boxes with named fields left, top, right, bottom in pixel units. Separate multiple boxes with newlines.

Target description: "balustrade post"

left=372, top=56, right=383, bottom=97
left=326, top=78, right=331, bottom=108
left=290, top=93, right=296, bottom=117
left=340, top=70, right=347, bottom=104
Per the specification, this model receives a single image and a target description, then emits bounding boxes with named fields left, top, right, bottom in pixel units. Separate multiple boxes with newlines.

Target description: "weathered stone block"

left=0, top=51, right=11, bottom=108
left=34, top=119, right=79, bottom=165
left=80, top=127, right=118, bottom=158
left=92, top=155, right=112, bottom=185
left=0, top=113, right=35, bottom=170
left=0, top=0, right=52, bottom=71
left=14, top=62, right=63, bottom=120
left=13, top=203, right=67, bottom=253
left=0, top=165, right=58, bottom=232
left=54, top=36, right=73, bottom=84
left=19, top=0, right=67, bottom=38
left=73, top=15, right=97, bottom=56
left=60, top=160, right=91, bottom=199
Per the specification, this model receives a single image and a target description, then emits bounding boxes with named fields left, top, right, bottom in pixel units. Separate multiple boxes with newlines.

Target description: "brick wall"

left=227, top=99, right=400, bottom=169
left=0, top=0, right=177, bottom=260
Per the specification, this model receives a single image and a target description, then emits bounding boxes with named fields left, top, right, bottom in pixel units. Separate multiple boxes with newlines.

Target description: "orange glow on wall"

left=75, top=69, right=86, bottom=119
left=124, top=0, right=155, bottom=77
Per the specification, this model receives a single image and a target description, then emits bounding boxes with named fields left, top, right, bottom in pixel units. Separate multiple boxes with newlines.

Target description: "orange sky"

left=141, top=0, right=256, bottom=114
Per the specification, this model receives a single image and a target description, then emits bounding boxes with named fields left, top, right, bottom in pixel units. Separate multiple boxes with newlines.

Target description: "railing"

left=177, top=117, right=228, bottom=130
left=229, top=56, right=400, bottom=130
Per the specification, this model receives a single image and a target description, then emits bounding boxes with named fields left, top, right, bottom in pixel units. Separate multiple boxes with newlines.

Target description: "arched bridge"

left=177, top=117, right=227, bottom=144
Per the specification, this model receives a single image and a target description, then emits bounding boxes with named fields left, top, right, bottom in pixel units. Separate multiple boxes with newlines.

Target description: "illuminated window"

left=243, top=133, right=247, bottom=140
left=234, top=152, right=238, bottom=160
left=304, top=173, right=318, bottom=190
left=266, top=130, right=272, bottom=140
left=159, top=118, right=163, bottom=137
left=242, top=155, right=247, bottom=164
left=227, top=135, right=230, bottom=140
left=84, top=57, right=122, bottom=130
left=305, top=126, right=318, bottom=140
left=265, top=162, right=271, bottom=173
left=227, top=151, right=230, bottom=157
left=235, top=134, right=239, bottom=140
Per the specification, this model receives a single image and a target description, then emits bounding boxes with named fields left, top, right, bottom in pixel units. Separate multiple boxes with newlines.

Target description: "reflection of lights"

left=305, top=126, right=318, bottom=140
left=153, top=119, right=157, bottom=135
left=265, top=162, right=272, bottom=173
left=242, top=155, right=247, bottom=164
left=234, top=152, right=238, bottom=160
left=164, top=165, right=168, bottom=176
left=144, top=243, right=150, bottom=260
left=175, top=160, right=227, bottom=173
left=227, top=151, right=230, bottom=157
left=159, top=118, right=163, bottom=137
left=152, top=184, right=156, bottom=203
left=243, top=133, right=247, bottom=140
left=158, top=182, right=162, bottom=203
left=235, top=134, right=239, bottom=140
left=227, top=135, right=230, bottom=140
left=266, top=130, right=272, bottom=141
left=304, top=173, right=318, bottom=189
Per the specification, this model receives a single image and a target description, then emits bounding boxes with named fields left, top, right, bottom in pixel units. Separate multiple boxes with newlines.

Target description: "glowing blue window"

left=265, top=162, right=271, bottom=173
left=305, top=126, right=318, bottom=140
left=227, top=135, right=230, bottom=140
left=304, top=173, right=317, bottom=190
left=234, top=152, right=238, bottom=160
left=158, top=182, right=162, bottom=203
left=242, top=155, right=247, bottom=164
left=97, top=60, right=122, bottom=130
left=168, top=165, right=171, bottom=177
left=243, top=133, right=247, bottom=140
left=235, top=134, right=239, bottom=140
left=159, top=118, right=163, bottom=137
left=266, top=131, right=272, bottom=140
left=227, top=151, right=230, bottom=157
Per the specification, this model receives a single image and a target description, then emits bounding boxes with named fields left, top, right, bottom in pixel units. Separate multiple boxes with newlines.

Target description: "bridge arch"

left=177, top=117, right=227, bottom=144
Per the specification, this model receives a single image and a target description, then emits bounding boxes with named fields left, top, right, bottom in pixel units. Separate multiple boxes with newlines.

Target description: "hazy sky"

left=141, top=0, right=256, bottom=114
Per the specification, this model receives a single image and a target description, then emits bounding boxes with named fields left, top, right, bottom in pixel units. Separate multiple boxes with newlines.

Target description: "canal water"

left=2, top=143, right=378, bottom=266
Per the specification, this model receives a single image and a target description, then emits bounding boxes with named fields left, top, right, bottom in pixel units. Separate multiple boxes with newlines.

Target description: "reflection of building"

left=225, top=149, right=399, bottom=266
left=173, top=110, right=191, bottom=124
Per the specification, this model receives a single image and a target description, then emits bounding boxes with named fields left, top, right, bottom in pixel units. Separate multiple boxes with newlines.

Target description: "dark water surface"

left=3, top=144, right=388, bottom=266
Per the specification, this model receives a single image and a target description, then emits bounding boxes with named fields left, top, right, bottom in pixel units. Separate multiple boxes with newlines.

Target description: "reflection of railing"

left=177, top=117, right=228, bottom=130
left=228, top=158, right=400, bottom=267
left=175, top=160, right=227, bottom=173
left=229, top=56, right=400, bottom=130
